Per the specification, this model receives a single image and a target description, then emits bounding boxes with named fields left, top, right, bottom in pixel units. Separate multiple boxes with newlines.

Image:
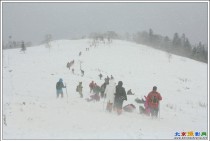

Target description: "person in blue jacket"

left=56, top=78, right=66, bottom=98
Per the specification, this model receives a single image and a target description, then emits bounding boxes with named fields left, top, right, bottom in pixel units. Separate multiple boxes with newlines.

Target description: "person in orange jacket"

left=146, top=86, right=162, bottom=118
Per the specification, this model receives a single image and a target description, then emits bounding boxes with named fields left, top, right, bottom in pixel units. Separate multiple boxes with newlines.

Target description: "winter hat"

left=153, top=86, right=157, bottom=91
left=59, top=78, right=63, bottom=82
left=118, top=81, right=123, bottom=87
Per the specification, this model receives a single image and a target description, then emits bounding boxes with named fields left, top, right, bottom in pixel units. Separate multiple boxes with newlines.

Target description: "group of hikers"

left=65, top=38, right=114, bottom=78
left=66, top=59, right=85, bottom=77
left=66, top=60, right=74, bottom=70
left=56, top=77, right=162, bottom=117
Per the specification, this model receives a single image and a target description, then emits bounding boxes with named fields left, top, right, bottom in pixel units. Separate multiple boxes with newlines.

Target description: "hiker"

left=110, top=75, right=114, bottom=80
left=127, top=89, right=134, bottom=95
left=95, top=84, right=101, bottom=95
left=104, top=76, right=110, bottom=84
left=79, top=51, right=82, bottom=56
left=56, top=78, right=66, bottom=98
left=104, top=79, right=116, bottom=112
left=69, top=60, right=74, bottom=67
left=72, top=68, right=74, bottom=74
left=92, top=83, right=97, bottom=94
left=86, top=83, right=100, bottom=102
left=76, top=82, right=83, bottom=98
left=146, top=86, right=162, bottom=118
left=66, top=62, right=70, bottom=69
left=114, top=81, right=127, bottom=115
left=100, top=82, right=107, bottom=98
left=89, top=81, right=95, bottom=93
left=123, top=104, right=136, bottom=112
left=93, top=83, right=101, bottom=100
left=81, top=69, right=84, bottom=76
left=99, top=73, right=103, bottom=80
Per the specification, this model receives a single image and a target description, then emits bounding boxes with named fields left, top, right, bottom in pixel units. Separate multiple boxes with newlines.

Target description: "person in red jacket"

left=146, top=86, right=162, bottom=118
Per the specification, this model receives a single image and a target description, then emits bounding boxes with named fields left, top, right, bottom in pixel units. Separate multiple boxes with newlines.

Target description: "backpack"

left=151, top=95, right=158, bottom=104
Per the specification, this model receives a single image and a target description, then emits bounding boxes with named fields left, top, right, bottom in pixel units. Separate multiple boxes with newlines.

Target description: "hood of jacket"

left=117, top=81, right=123, bottom=87
left=108, top=79, right=115, bottom=87
left=59, top=78, right=63, bottom=82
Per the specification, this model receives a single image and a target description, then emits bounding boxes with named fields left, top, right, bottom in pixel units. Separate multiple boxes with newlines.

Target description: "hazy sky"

left=2, top=2, right=208, bottom=45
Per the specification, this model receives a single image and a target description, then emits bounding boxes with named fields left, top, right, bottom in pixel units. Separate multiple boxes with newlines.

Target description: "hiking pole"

left=65, top=83, right=68, bottom=103
left=158, top=102, right=160, bottom=120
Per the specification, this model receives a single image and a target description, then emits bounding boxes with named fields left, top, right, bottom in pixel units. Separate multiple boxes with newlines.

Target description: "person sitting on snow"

left=123, top=104, right=136, bottom=112
left=86, top=94, right=100, bottom=102
left=139, top=96, right=150, bottom=116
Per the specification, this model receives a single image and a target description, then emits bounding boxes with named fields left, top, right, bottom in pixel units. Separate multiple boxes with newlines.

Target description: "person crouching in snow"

left=86, top=94, right=100, bottom=102
left=146, top=86, right=162, bottom=118
left=127, top=89, right=134, bottom=95
left=56, top=78, right=66, bottom=98
left=114, top=81, right=127, bottom=115
left=104, top=79, right=116, bottom=112
left=139, top=96, right=150, bottom=116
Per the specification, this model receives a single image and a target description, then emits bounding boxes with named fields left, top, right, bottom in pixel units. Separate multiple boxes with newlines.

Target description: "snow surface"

left=2, top=39, right=208, bottom=139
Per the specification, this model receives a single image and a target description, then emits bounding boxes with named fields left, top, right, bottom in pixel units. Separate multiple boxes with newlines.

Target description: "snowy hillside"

left=2, top=39, right=208, bottom=139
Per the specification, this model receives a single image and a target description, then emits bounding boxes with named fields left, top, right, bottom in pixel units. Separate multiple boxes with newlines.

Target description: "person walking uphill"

left=89, top=81, right=95, bottom=93
left=76, top=82, right=83, bottom=98
left=104, top=79, right=116, bottom=112
left=56, top=78, right=66, bottom=98
left=114, top=81, right=127, bottom=115
left=146, top=86, right=162, bottom=118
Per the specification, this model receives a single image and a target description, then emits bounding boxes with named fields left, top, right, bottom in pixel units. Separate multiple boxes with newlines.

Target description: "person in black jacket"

left=114, top=81, right=127, bottom=115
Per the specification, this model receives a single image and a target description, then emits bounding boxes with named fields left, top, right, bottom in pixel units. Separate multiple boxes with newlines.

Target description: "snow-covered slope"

left=2, top=39, right=208, bottom=139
